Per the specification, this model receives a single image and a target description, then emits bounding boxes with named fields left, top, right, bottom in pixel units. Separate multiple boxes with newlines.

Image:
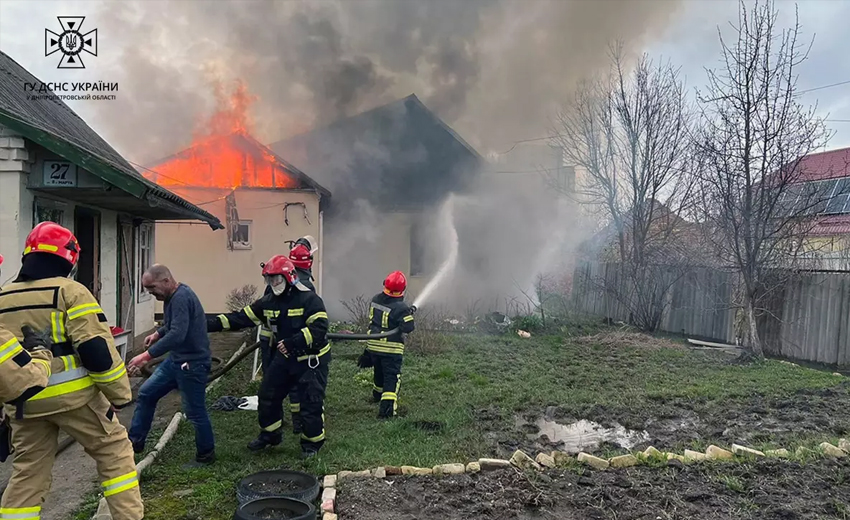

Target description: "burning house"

left=0, top=51, right=222, bottom=350
left=270, top=94, right=484, bottom=314
left=144, top=82, right=330, bottom=314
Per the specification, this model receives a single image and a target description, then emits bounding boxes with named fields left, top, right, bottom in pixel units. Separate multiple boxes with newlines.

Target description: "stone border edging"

left=317, top=439, right=850, bottom=519
left=91, top=341, right=249, bottom=520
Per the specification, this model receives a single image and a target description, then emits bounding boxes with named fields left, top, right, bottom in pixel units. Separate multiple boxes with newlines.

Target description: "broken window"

left=231, top=220, right=252, bottom=250
left=137, top=222, right=154, bottom=301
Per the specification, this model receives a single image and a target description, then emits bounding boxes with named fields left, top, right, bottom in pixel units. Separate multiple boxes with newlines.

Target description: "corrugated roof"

left=0, top=50, right=222, bottom=229
left=796, top=146, right=850, bottom=182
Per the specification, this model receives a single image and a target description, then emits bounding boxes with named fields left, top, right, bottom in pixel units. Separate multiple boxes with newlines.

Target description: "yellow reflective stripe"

left=90, top=363, right=127, bottom=383
left=263, top=420, right=282, bottom=432
left=263, top=310, right=280, bottom=318
left=301, top=429, right=325, bottom=443
left=301, top=327, right=313, bottom=346
left=243, top=305, right=262, bottom=326
left=59, top=355, right=78, bottom=371
left=287, top=308, right=304, bottom=316
left=218, top=315, right=230, bottom=330
left=67, top=303, right=102, bottom=320
left=372, top=385, right=382, bottom=393
left=0, top=505, right=41, bottom=520
left=32, top=358, right=51, bottom=376
left=51, top=312, right=66, bottom=343
left=306, top=311, right=327, bottom=325
left=28, top=376, right=94, bottom=401
left=0, top=338, right=23, bottom=364
left=296, top=344, right=330, bottom=362
left=381, top=392, right=398, bottom=401
left=102, top=470, right=139, bottom=497
left=259, top=329, right=272, bottom=338
left=289, top=403, right=300, bottom=413
left=381, top=311, right=389, bottom=329
left=366, top=342, right=404, bottom=354
left=403, top=315, right=414, bottom=322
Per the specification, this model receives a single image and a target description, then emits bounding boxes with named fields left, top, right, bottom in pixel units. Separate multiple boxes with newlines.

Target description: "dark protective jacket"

left=366, top=292, right=415, bottom=355
left=259, top=267, right=314, bottom=342
left=0, top=277, right=131, bottom=418
left=209, top=285, right=329, bottom=363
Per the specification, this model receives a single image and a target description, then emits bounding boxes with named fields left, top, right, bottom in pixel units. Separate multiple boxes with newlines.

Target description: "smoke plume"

left=91, top=0, right=685, bottom=315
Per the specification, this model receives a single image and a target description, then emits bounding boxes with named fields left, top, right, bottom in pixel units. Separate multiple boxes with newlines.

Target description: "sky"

left=0, top=0, right=849, bottom=158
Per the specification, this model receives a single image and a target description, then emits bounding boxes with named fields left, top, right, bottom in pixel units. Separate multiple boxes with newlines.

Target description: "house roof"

left=146, top=132, right=331, bottom=198
left=796, top=146, right=850, bottom=182
left=0, top=51, right=223, bottom=229
left=269, top=94, right=484, bottom=211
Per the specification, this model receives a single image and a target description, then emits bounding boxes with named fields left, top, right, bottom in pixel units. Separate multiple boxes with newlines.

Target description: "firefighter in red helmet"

left=256, top=237, right=317, bottom=433
left=362, top=270, right=416, bottom=418
left=0, top=222, right=143, bottom=520
left=209, top=255, right=330, bottom=457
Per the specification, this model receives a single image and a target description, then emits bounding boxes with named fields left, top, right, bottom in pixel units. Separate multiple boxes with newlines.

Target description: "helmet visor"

left=263, top=274, right=286, bottom=288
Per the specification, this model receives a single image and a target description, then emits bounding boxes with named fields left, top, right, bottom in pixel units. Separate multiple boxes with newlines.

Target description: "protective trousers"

left=260, top=341, right=302, bottom=428
left=1, top=394, right=142, bottom=520
left=371, top=352, right=402, bottom=418
left=258, top=353, right=328, bottom=453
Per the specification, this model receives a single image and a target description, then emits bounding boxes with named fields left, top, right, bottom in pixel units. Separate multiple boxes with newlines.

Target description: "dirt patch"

left=337, top=459, right=850, bottom=519
left=478, top=381, right=850, bottom=456
left=255, top=508, right=300, bottom=519
left=246, top=479, right=305, bottom=495
left=573, top=331, right=685, bottom=351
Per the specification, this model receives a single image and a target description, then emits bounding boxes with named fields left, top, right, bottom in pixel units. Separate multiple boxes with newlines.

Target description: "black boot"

left=292, top=413, right=303, bottom=435
left=247, top=431, right=282, bottom=452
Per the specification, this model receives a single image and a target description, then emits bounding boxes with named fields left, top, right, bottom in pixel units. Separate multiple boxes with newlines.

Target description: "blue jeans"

left=128, top=357, right=215, bottom=455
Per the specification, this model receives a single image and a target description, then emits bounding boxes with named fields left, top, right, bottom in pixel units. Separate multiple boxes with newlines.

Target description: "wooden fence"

left=571, top=261, right=850, bottom=366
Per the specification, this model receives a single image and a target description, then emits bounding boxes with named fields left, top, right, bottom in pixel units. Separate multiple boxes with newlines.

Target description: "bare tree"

left=694, top=0, right=829, bottom=356
left=552, top=44, right=697, bottom=332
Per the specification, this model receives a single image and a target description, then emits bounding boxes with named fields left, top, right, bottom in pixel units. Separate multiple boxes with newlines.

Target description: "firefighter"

left=0, top=254, right=55, bottom=465
left=364, top=271, right=416, bottom=419
left=256, top=237, right=318, bottom=434
left=0, top=222, right=143, bottom=520
left=209, top=255, right=330, bottom=458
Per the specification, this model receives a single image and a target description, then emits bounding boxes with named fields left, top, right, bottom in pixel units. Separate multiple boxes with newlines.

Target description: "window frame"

left=230, top=220, right=252, bottom=250
left=137, top=222, right=154, bottom=303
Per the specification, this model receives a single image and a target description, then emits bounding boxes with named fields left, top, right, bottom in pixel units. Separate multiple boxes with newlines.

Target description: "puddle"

left=516, top=416, right=650, bottom=453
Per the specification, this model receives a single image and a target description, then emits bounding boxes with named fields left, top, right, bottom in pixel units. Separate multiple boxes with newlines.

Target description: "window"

left=230, top=220, right=252, bottom=250
left=137, top=223, right=153, bottom=302
left=825, top=178, right=850, bottom=215
left=33, top=198, right=66, bottom=226
left=410, top=220, right=424, bottom=276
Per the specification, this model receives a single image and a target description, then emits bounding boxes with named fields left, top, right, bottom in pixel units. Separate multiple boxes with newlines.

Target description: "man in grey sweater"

left=127, top=264, right=215, bottom=466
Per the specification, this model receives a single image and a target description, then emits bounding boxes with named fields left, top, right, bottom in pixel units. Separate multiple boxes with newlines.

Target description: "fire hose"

left=0, top=326, right=404, bottom=497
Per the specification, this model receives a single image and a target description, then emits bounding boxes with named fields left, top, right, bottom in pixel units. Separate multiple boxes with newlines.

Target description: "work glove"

left=357, top=349, right=374, bottom=369
left=20, top=325, right=52, bottom=353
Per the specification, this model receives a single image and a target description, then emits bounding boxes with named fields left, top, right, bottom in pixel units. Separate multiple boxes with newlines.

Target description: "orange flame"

left=144, top=79, right=297, bottom=190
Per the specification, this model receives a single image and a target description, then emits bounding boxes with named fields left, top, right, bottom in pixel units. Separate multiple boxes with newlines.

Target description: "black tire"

left=236, top=470, right=320, bottom=506
left=140, top=356, right=223, bottom=378
left=233, top=497, right=316, bottom=520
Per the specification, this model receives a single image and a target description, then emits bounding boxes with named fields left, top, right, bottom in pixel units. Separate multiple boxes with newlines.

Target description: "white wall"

left=154, top=187, right=321, bottom=314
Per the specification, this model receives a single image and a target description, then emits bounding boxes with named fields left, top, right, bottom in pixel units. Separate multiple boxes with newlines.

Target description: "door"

left=74, top=207, right=101, bottom=300
left=118, top=218, right=135, bottom=330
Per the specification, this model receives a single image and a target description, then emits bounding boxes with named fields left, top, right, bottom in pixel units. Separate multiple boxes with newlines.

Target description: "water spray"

left=413, top=194, right=460, bottom=309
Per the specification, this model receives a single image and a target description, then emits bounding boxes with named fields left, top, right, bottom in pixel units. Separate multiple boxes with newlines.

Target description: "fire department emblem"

left=45, top=16, right=98, bottom=69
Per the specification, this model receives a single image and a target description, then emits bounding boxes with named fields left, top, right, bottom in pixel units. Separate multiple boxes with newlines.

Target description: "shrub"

left=225, top=284, right=258, bottom=313
left=340, top=295, right=371, bottom=333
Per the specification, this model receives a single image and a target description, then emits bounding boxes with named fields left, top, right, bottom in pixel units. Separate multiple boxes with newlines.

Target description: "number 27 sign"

left=42, top=161, right=78, bottom=187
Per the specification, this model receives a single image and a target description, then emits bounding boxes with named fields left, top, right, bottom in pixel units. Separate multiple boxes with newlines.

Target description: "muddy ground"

left=481, top=380, right=850, bottom=458
left=338, top=460, right=850, bottom=520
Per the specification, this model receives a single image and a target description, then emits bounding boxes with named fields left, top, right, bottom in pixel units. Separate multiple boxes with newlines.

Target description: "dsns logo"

left=45, top=16, right=98, bottom=69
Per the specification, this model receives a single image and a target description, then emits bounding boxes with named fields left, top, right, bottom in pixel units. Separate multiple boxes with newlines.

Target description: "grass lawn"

left=75, top=327, right=847, bottom=520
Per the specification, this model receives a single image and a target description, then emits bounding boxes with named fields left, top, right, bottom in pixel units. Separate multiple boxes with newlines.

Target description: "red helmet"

left=262, top=255, right=299, bottom=286
left=0, top=254, right=3, bottom=266
left=23, top=222, right=80, bottom=266
left=289, top=244, right=313, bottom=270
left=383, top=270, right=407, bottom=297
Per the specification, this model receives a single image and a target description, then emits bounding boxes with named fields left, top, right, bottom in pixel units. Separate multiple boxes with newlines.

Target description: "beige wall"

left=154, top=187, right=322, bottom=314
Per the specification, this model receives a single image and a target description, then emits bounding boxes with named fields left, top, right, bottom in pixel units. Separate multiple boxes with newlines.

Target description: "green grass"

left=77, top=329, right=844, bottom=519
